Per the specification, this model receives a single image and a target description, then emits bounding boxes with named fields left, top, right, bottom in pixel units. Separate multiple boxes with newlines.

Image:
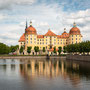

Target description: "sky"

left=0, top=0, right=90, bottom=45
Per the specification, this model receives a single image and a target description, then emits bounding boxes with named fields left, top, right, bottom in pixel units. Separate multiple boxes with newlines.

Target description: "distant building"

left=18, top=21, right=82, bottom=55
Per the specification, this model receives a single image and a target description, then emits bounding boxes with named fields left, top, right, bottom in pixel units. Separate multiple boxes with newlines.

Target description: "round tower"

left=25, top=21, right=37, bottom=53
left=69, top=22, right=82, bottom=44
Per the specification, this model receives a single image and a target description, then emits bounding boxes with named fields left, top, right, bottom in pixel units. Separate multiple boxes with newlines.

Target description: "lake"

left=0, top=58, right=90, bottom=90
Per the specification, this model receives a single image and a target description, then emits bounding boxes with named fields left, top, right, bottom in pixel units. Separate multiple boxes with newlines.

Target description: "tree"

left=10, top=45, right=19, bottom=53
left=34, top=46, right=39, bottom=55
left=43, top=47, right=45, bottom=52
left=0, top=43, right=10, bottom=54
left=27, top=47, right=32, bottom=55
left=66, top=41, right=90, bottom=55
left=20, top=46, right=24, bottom=54
left=63, top=46, right=67, bottom=54
left=58, top=47, right=62, bottom=55
left=53, top=47, right=56, bottom=54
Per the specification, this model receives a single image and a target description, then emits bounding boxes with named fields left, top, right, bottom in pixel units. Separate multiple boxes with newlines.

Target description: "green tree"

left=34, top=46, right=39, bottom=55
left=63, top=46, right=66, bottom=53
left=20, top=46, right=24, bottom=54
left=27, top=47, right=32, bottom=54
left=10, top=45, right=19, bottom=53
left=43, top=47, right=45, bottom=52
left=66, top=41, right=90, bottom=55
left=0, top=43, right=10, bottom=54
left=58, top=46, right=62, bottom=55
left=53, top=47, right=56, bottom=54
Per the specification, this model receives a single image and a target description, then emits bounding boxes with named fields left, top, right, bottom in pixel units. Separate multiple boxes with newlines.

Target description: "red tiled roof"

left=69, top=27, right=80, bottom=35
left=37, top=35, right=44, bottom=38
left=19, top=33, right=25, bottom=42
left=25, top=26, right=37, bottom=34
left=45, top=30, right=57, bottom=36
left=57, top=33, right=69, bottom=38
left=62, top=32, right=69, bottom=38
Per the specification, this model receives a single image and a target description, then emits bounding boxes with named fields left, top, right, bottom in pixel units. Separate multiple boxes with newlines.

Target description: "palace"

left=18, top=21, right=82, bottom=55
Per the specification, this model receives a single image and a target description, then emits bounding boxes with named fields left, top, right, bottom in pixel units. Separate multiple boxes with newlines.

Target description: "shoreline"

left=0, top=55, right=66, bottom=59
left=66, top=54, right=90, bottom=62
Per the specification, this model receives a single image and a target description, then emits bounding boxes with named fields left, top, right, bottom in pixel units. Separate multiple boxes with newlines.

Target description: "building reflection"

left=0, top=59, right=90, bottom=87
left=19, top=59, right=89, bottom=87
left=0, top=59, right=20, bottom=75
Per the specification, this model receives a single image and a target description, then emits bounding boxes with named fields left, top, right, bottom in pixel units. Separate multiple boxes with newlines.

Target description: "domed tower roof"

left=69, top=22, right=81, bottom=35
left=61, top=28, right=69, bottom=38
left=25, top=21, right=37, bottom=35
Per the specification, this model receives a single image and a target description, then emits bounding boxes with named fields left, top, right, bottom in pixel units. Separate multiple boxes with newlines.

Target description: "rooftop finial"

left=64, top=28, right=66, bottom=33
left=48, top=28, right=50, bottom=31
left=30, top=21, right=32, bottom=26
left=73, top=22, right=76, bottom=27
left=25, top=19, right=28, bottom=29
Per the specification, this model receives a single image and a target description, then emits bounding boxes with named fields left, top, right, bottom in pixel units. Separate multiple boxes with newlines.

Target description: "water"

left=0, top=58, right=90, bottom=90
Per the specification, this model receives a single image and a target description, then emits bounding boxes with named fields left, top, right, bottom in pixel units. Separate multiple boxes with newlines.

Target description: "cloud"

left=0, top=0, right=90, bottom=45
left=0, top=0, right=36, bottom=10
left=0, top=14, right=8, bottom=20
left=36, top=22, right=49, bottom=27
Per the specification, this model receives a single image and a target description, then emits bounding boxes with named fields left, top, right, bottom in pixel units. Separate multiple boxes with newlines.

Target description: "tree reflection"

left=19, top=59, right=90, bottom=86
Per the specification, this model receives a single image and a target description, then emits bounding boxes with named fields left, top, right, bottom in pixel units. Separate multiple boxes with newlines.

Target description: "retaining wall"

left=0, top=56, right=66, bottom=59
left=66, top=54, right=90, bottom=62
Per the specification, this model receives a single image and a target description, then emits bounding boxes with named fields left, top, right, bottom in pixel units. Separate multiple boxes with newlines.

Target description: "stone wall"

left=0, top=56, right=66, bottom=59
left=66, top=54, right=90, bottom=61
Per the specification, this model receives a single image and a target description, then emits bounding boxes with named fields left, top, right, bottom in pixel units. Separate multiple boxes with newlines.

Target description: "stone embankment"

left=0, top=56, right=66, bottom=59
left=66, top=54, right=90, bottom=62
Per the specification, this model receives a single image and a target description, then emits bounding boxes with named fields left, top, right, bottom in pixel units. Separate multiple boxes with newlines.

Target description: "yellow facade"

left=18, top=22, right=82, bottom=55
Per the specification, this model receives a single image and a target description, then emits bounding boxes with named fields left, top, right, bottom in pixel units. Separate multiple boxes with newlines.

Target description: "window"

left=54, top=39, right=56, bottom=41
left=40, top=42, right=41, bottom=44
left=30, top=38, right=32, bottom=40
left=30, top=41, right=32, bottom=44
left=46, top=42, right=47, bottom=44
left=27, top=41, right=28, bottom=44
left=34, top=38, right=36, bottom=40
left=76, top=35, right=77, bottom=37
left=76, top=38, right=77, bottom=40
left=76, top=41, right=77, bottom=43
left=27, top=38, right=28, bottom=40
left=72, top=42, right=73, bottom=44
left=58, top=39, right=59, bottom=41
left=46, top=39, right=47, bottom=41
left=72, top=38, right=73, bottom=40
left=72, top=35, right=73, bottom=37
left=46, top=46, right=47, bottom=49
